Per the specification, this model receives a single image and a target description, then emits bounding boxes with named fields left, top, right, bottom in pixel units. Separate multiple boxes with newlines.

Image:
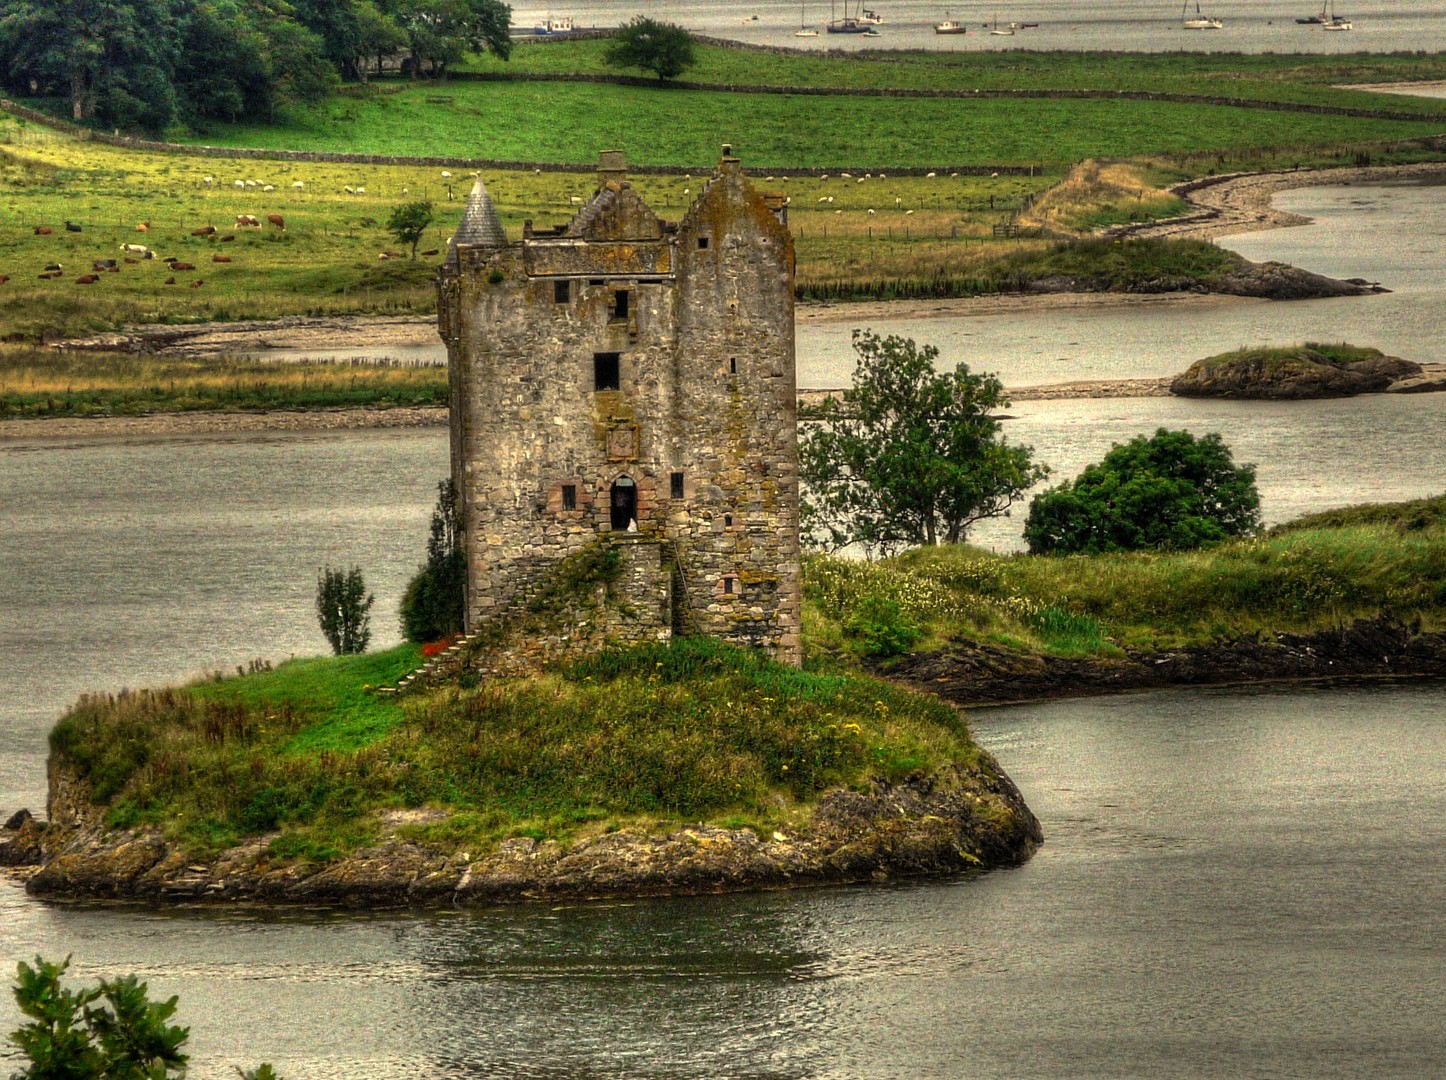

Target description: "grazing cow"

left=212, top=254, right=232, bottom=263
left=236, top=214, right=260, bottom=228
left=171, top=261, right=196, bottom=271
left=65, top=220, right=82, bottom=232
left=76, top=274, right=99, bottom=284
left=191, top=226, right=216, bottom=236
left=120, top=243, right=153, bottom=258
left=93, top=258, right=118, bottom=270
left=34, top=226, right=52, bottom=235
left=220, top=234, right=235, bottom=242
left=266, top=214, right=285, bottom=230
left=123, top=258, right=139, bottom=264
left=44, top=262, right=62, bottom=271
left=0, top=275, right=9, bottom=285
left=189, top=279, right=205, bottom=287
left=135, top=222, right=149, bottom=232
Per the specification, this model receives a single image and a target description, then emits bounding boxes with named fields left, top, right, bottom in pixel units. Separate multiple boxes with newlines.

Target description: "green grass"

left=805, top=495, right=1446, bottom=657
left=459, top=41, right=1446, bottom=115
left=1190, top=341, right=1388, bottom=375
left=49, top=638, right=982, bottom=860
left=0, top=346, right=448, bottom=417
left=196, top=80, right=1446, bottom=169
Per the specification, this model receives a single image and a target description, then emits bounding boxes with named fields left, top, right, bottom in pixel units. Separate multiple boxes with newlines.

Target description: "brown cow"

left=220, top=234, right=235, bottom=242
left=171, top=262, right=196, bottom=271
left=76, top=274, right=99, bottom=284
left=34, top=226, right=52, bottom=236
left=212, top=254, right=232, bottom=263
left=189, top=279, right=205, bottom=288
left=191, top=225, right=216, bottom=236
left=420, top=249, right=439, bottom=256
left=266, top=214, right=285, bottom=230
left=236, top=214, right=260, bottom=228
left=123, top=257, right=139, bottom=265
left=0, top=274, right=9, bottom=285
left=164, top=277, right=176, bottom=285
left=135, top=222, right=149, bottom=232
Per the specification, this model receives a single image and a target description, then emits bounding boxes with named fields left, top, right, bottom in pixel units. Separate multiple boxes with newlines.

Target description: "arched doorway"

left=610, top=476, right=637, bottom=531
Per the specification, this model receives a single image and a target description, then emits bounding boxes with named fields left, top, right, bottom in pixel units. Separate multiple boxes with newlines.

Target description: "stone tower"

left=437, top=148, right=802, bottom=665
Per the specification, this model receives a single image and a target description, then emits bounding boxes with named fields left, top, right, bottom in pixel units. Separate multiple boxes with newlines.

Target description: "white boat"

left=1182, top=0, right=1222, bottom=28
left=934, top=13, right=968, bottom=34
left=858, top=7, right=884, bottom=24
left=533, top=15, right=573, bottom=35
left=827, top=0, right=876, bottom=33
left=989, top=15, right=1014, bottom=34
left=1322, top=16, right=1352, bottom=28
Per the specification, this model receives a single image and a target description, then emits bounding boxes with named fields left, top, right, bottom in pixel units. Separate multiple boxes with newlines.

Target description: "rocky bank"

left=1, top=757, right=1041, bottom=908
left=1170, top=346, right=1440, bottom=399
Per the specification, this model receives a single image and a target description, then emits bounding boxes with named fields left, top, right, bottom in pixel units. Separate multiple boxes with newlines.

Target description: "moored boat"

left=533, top=15, right=573, bottom=35
left=935, top=14, right=968, bottom=33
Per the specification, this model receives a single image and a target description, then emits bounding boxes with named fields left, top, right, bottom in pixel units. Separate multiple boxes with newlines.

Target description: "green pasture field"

left=460, top=40, right=1446, bottom=115
left=196, top=79, right=1446, bottom=168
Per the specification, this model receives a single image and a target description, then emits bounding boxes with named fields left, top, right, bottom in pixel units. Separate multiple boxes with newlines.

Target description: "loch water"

left=2, top=185, right=1445, bottom=1076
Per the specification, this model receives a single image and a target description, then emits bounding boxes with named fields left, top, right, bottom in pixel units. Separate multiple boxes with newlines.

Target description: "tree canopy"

left=800, top=330, right=1048, bottom=555
left=603, top=17, right=696, bottom=82
left=1023, top=428, right=1261, bottom=555
left=387, top=199, right=434, bottom=258
left=0, top=0, right=510, bottom=133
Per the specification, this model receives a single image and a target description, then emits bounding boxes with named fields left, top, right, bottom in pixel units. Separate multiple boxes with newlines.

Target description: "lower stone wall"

left=469, top=537, right=672, bottom=678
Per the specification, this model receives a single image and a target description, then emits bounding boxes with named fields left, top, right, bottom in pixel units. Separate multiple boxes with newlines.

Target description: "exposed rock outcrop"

left=1171, top=345, right=1422, bottom=399
left=5, top=757, right=1041, bottom=908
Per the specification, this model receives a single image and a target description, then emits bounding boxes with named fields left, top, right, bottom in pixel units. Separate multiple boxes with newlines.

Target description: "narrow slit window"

left=724, top=514, right=733, bottom=527
left=593, top=352, right=620, bottom=392
left=554, top=279, right=571, bottom=303
left=561, top=484, right=577, bottom=511
left=723, top=577, right=735, bottom=595
left=728, top=357, right=737, bottom=375
left=670, top=472, right=685, bottom=499
left=697, top=236, right=710, bottom=250
left=613, top=290, right=630, bottom=319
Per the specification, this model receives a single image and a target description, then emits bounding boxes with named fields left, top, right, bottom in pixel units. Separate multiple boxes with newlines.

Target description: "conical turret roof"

left=447, top=177, right=507, bottom=262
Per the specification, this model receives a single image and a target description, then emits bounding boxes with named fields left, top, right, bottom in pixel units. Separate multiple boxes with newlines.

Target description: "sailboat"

left=1320, top=0, right=1352, bottom=29
left=827, top=0, right=872, bottom=33
left=1182, top=0, right=1222, bottom=29
left=796, top=0, right=819, bottom=35
left=989, top=14, right=1014, bottom=34
left=935, top=10, right=968, bottom=33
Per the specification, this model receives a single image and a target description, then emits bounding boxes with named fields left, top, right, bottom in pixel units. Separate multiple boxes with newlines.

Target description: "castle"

left=436, top=148, right=802, bottom=666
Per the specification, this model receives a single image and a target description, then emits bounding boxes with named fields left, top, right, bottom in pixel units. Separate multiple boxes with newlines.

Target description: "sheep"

left=818, top=196, right=829, bottom=203
left=202, top=175, right=214, bottom=185
left=234, top=180, right=245, bottom=189
left=440, top=170, right=451, bottom=178
left=292, top=181, right=305, bottom=190
left=926, top=172, right=937, bottom=178
left=244, top=179, right=257, bottom=188
left=867, top=208, right=876, bottom=216
left=262, top=184, right=274, bottom=192
left=570, top=196, right=583, bottom=204
left=344, top=186, right=354, bottom=194
left=355, top=186, right=365, bottom=194
left=905, top=209, right=915, bottom=215
left=841, top=172, right=852, bottom=178
left=400, top=186, right=408, bottom=195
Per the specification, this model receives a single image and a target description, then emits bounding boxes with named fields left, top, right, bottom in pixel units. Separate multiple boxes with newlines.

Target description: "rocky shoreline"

left=881, top=616, right=1446, bottom=708
left=0, top=756, right=1041, bottom=908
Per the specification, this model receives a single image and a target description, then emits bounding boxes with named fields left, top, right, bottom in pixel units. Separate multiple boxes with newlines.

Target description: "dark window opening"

left=554, top=279, right=571, bottom=303
left=610, top=476, right=637, bottom=531
left=561, top=484, right=577, bottom=511
left=613, top=290, right=630, bottom=320
left=729, top=357, right=737, bottom=375
left=670, top=472, right=685, bottom=499
left=724, top=514, right=733, bottom=527
left=588, top=278, right=604, bottom=286
left=697, top=236, right=710, bottom=250
left=723, top=577, right=735, bottom=595
left=594, top=352, right=620, bottom=391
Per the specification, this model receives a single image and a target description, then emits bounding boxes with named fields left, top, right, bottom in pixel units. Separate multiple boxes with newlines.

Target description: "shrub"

left=844, top=595, right=924, bottom=658
left=400, top=480, right=466, bottom=644
left=316, top=566, right=374, bottom=655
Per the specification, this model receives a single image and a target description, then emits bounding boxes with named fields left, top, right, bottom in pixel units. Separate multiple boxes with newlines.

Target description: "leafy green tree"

left=316, top=566, right=374, bottom=654
left=8, top=956, right=282, bottom=1080
left=386, top=0, right=510, bottom=77
left=401, top=479, right=467, bottom=643
left=603, top=17, right=695, bottom=83
left=353, top=0, right=408, bottom=80
left=386, top=200, right=434, bottom=259
left=0, top=0, right=178, bottom=130
left=1024, top=428, right=1261, bottom=555
left=800, top=330, right=1047, bottom=555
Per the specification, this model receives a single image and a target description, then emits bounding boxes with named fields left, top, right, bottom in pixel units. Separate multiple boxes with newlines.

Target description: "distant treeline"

left=0, top=0, right=511, bottom=134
